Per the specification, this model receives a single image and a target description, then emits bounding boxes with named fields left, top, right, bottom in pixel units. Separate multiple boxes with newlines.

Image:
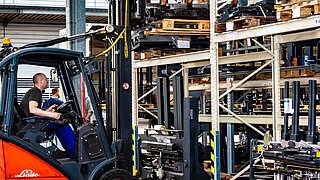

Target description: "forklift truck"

left=0, top=46, right=132, bottom=179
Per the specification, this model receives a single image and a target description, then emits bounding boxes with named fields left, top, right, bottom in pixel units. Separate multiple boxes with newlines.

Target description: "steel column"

left=173, top=75, right=184, bottom=130
left=157, top=78, right=165, bottom=125
left=183, top=98, right=210, bottom=180
left=183, top=66, right=189, bottom=98
left=163, top=77, right=171, bottom=129
left=183, top=98, right=198, bottom=180
left=307, top=80, right=317, bottom=144
left=226, top=78, right=234, bottom=173
left=116, top=0, right=132, bottom=172
left=66, top=0, right=86, bottom=53
left=272, top=35, right=281, bottom=141
left=132, top=55, right=139, bottom=176
left=210, top=0, right=220, bottom=175
left=66, top=0, right=86, bottom=116
left=282, top=81, right=290, bottom=140
left=291, top=81, right=300, bottom=141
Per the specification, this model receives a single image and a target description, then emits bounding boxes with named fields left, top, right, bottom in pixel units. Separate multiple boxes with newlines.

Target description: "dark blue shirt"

left=43, top=97, right=64, bottom=109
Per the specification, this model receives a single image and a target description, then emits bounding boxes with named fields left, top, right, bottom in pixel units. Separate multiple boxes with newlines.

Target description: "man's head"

left=33, top=73, right=48, bottom=90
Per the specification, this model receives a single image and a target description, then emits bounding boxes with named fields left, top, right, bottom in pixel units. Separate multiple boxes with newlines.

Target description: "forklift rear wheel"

left=99, top=168, right=132, bottom=180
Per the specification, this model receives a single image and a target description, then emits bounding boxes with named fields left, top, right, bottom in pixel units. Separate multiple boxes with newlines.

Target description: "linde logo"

left=14, top=169, right=40, bottom=177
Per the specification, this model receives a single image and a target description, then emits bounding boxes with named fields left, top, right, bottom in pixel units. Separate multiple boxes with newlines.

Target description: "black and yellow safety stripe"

left=132, top=125, right=138, bottom=176
left=210, top=130, right=214, bottom=180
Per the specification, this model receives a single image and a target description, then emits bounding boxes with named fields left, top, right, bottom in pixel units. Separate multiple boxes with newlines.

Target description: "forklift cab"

left=0, top=47, right=131, bottom=180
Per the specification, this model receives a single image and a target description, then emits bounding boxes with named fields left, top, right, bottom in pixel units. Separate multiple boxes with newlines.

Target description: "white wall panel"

left=0, top=23, right=65, bottom=47
left=0, top=0, right=108, bottom=8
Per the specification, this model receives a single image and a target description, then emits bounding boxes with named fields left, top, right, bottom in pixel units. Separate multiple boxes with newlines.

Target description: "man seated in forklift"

left=20, top=73, right=76, bottom=158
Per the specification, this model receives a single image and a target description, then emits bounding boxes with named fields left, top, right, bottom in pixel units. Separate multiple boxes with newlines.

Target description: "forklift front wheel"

left=98, top=168, right=132, bottom=180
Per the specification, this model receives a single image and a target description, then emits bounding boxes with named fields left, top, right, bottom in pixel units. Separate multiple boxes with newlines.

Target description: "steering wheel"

left=57, top=100, right=73, bottom=113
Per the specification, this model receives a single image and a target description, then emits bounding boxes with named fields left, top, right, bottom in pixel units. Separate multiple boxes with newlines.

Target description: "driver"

left=20, top=73, right=76, bottom=158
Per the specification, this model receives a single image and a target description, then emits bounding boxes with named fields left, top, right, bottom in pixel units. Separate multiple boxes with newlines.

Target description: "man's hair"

left=33, top=73, right=45, bottom=84
left=51, top=88, right=59, bottom=95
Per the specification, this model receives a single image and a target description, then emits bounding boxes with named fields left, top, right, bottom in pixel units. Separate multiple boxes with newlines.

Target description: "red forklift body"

left=0, top=139, right=67, bottom=179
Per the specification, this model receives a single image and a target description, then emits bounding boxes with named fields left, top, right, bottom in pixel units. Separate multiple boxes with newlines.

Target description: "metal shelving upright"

left=132, top=8, right=320, bottom=179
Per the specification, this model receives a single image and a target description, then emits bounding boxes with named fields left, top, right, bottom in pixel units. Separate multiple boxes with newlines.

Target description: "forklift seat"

left=12, top=99, right=59, bottom=154
left=12, top=100, right=27, bottom=135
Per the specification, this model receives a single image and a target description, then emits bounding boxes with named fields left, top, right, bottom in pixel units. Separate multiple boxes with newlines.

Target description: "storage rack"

left=132, top=8, right=320, bottom=180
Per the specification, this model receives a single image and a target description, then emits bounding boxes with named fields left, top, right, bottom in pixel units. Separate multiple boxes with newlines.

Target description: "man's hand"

left=52, top=112, right=61, bottom=120
left=47, top=104, right=58, bottom=112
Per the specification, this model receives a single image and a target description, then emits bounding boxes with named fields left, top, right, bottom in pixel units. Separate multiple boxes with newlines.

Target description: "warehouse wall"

left=0, top=0, right=108, bottom=8
left=0, top=23, right=65, bottom=48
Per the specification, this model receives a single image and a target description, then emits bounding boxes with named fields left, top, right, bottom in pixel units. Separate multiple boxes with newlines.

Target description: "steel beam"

left=133, top=50, right=210, bottom=68
left=134, top=51, right=272, bottom=68
left=200, top=115, right=320, bottom=126
left=278, top=29, right=320, bottom=43
left=215, top=15, right=320, bottom=43
left=219, top=52, right=272, bottom=65
left=218, top=76, right=320, bottom=89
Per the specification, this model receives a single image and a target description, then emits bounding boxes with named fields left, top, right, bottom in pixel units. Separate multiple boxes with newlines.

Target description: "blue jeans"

left=47, top=123, right=76, bottom=158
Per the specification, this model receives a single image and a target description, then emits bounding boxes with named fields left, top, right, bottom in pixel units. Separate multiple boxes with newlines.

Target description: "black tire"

left=98, top=168, right=132, bottom=180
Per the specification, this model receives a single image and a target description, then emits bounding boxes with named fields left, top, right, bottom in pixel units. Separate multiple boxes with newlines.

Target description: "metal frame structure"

left=132, top=13, right=320, bottom=180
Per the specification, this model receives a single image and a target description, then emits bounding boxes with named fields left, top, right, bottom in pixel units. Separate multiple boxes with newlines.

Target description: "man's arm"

left=86, top=111, right=93, bottom=119
left=29, top=101, right=60, bottom=119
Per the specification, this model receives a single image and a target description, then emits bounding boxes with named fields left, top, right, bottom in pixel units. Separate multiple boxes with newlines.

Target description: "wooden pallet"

left=300, top=69, right=316, bottom=76
left=215, top=16, right=277, bottom=33
left=189, top=77, right=210, bottom=84
left=283, top=69, right=316, bottom=78
left=279, top=0, right=318, bottom=6
left=145, top=18, right=210, bottom=36
left=255, top=72, right=272, bottom=80
left=154, top=18, right=210, bottom=31
left=276, top=0, right=320, bottom=21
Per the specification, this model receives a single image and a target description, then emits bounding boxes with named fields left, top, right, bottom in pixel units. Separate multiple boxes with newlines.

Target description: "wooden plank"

left=277, top=0, right=320, bottom=20
left=144, top=29, right=210, bottom=36
left=215, top=16, right=277, bottom=33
